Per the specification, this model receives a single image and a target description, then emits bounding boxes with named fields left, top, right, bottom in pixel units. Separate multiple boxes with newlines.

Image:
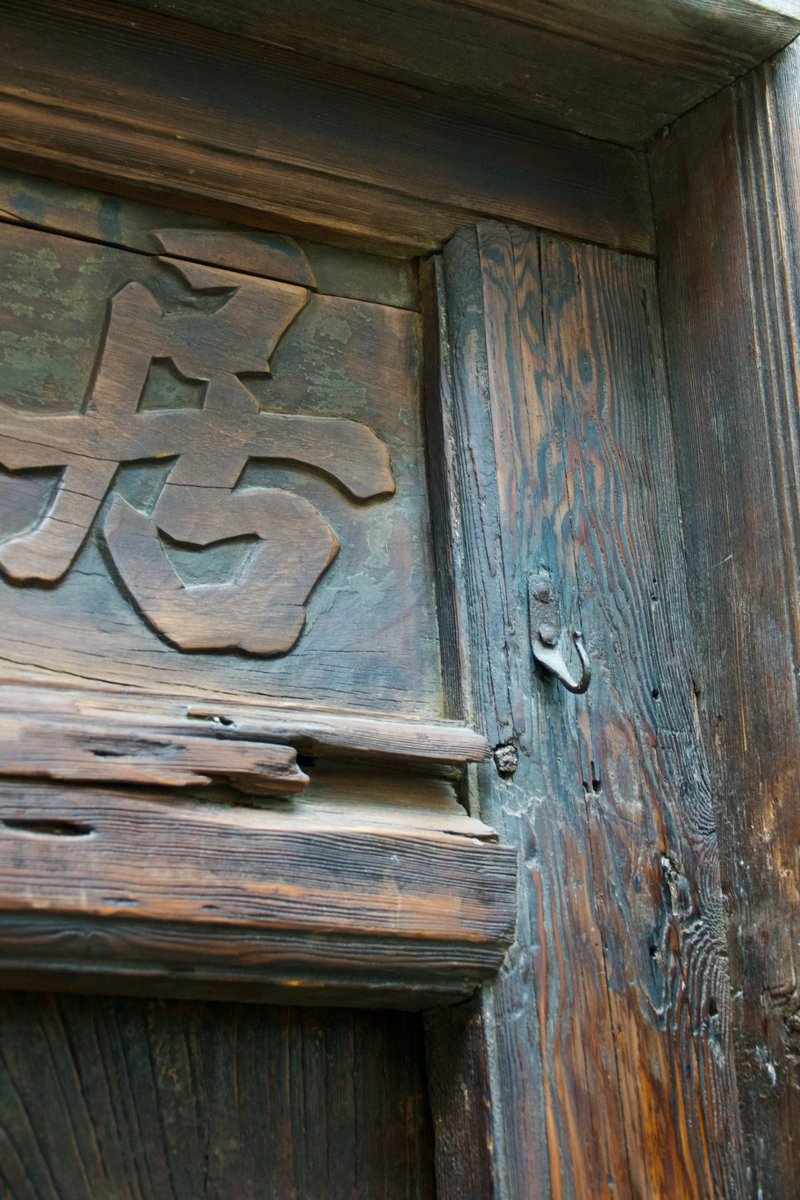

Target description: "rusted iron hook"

left=529, top=576, right=591, bottom=695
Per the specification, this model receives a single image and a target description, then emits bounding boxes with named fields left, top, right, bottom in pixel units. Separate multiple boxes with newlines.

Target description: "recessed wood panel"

left=0, top=219, right=444, bottom=720
left=0, top=993, right=436, bottom=1200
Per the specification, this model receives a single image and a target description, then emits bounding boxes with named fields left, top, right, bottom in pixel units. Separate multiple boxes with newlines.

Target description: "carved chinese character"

left=0, top=258, right=395, bottom=654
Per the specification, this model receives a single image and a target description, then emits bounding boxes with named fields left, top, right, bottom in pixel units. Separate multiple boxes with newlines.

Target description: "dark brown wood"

left=0, top=0, right=654, bottom=256
left=118, top=0, right=800, bottom=144
left=0, top=217, right=445, bottom=722
left=424, top=997, right=495, bottom=1200
left=0, top=775, right=515, bottom=1008
left=0, top=167, right=420, bottom=310
left=0, top=992, right=435, bottom=1200
left=431, top=222, right=745, bottom=1196
left=650, top=41, right=800, bottom=1197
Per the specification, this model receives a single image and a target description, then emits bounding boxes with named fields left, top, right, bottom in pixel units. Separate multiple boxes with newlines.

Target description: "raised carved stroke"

left=0, top=259, right=395, bottom=654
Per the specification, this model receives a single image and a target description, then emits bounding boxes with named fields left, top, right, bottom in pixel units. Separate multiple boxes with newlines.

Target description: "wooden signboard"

left=0, top=171, right=515, bottom=1006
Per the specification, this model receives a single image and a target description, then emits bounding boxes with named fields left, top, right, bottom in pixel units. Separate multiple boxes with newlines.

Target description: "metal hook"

left=529, top=575, right=592, bottom=695
left=533, top=628, right=592, bottom=694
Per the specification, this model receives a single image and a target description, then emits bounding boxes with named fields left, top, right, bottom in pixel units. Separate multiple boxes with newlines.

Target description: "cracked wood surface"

left=0, top=0, right=653, bottom=256
left=651, top=41, right=800, bottom=1196
left=0, top=714, right=309, bottom=795
left=0, top=684, right=489, bottom=769
left=426, top=223, right=744, bottom=1197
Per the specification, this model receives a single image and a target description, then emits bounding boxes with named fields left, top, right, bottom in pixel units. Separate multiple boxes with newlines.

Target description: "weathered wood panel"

left=0, top=992, right=435, bottom=1200
left=120, top=0, right=800, bottom=144
left=0, top=219, right=443, bottom=720
left=430, top=223, right=744, bottom=1196
left=651, top=41, right=800, bottom=1196
left=0, top=775, right=515, bottom=1008
left=0, top=0, right=654, bottom=256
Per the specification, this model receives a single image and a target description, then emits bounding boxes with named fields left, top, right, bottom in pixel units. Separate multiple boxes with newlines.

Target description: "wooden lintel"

left=0, top=0, right=654, bottom=255
left=117, top=0, right=800, bottom=146
left=0, top=782, right=517, bottom=1008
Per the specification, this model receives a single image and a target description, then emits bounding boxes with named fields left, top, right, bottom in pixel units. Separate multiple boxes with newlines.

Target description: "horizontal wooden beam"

left=0, top=0, right=654, bottom=255
left=0, top=685, right=490, bottom=769
left=0, top=781, right=516, bottom=1008
left=118, top=0, right=800, bottom=145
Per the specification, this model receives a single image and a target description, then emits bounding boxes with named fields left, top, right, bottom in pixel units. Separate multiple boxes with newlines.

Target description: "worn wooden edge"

left=0, top=783, right=517, bottom=1007
left=0, top=0, right=654, bottom=256
left=116, top=0, right=800, bottom=145
left=0, top=684, right=490, bottom=767
left=0, top=714, right=310, bottom=796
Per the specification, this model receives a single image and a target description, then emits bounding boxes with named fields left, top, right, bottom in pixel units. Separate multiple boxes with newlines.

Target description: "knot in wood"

left=493, top=743, right=519, bottom=778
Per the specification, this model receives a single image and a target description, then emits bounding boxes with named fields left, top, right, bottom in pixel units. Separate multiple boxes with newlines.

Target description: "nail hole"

left=2, top=818, right=94, bottom=838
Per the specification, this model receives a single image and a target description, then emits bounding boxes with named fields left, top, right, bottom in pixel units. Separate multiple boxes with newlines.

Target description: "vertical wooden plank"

left=431, top=222, right=745, bottom=1197
left=651, top=41, right=800, bottom=1198
left=424, top=998, right=495, bottom=1200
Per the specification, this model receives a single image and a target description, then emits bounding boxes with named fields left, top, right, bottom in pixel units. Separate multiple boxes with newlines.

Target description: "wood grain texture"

left=0, top=777, right=515, bottom=1008
left=651, top=42, right=800, bottom=1196
left=0, top=992, right=435, bottom=1200
left=432, top=223, right=745, bottom=1196
left=0, top=713, right=309, bottom=794
left=0, top=0, right=653, bottom=256
left=115, top=0, right=800, bottom=144
left=0, top=167, right=419, bottom=310
left=1, top=684, right=489, bottom=767
left=424, top=996, right=496, bottom=1200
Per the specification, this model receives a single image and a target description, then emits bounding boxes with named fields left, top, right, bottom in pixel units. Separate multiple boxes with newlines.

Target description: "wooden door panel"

left=0, top=992, right=435, bottom=1200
